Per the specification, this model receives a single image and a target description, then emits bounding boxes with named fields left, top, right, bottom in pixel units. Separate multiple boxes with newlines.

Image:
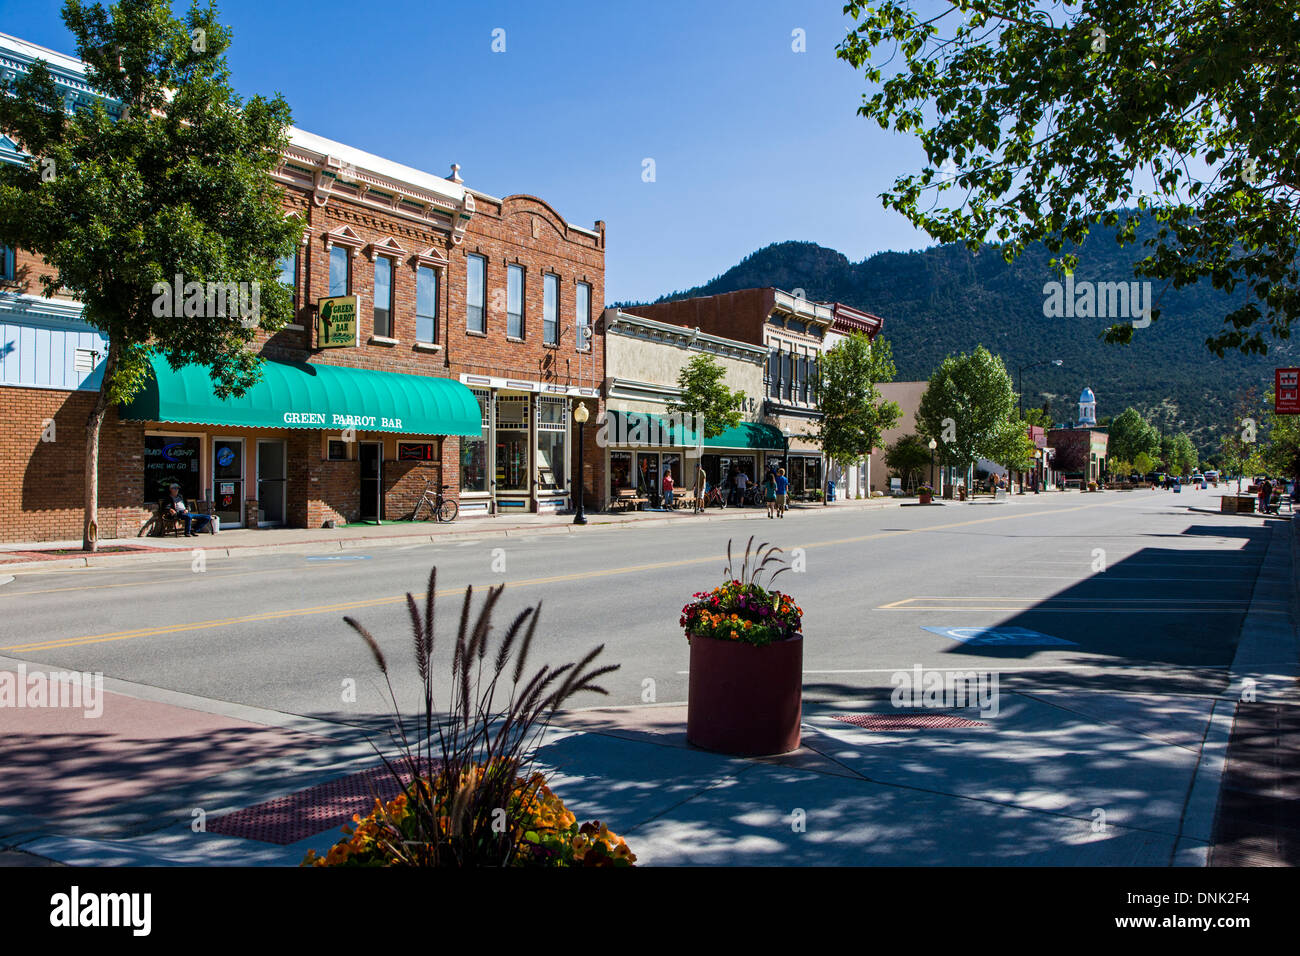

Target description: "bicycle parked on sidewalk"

left=412, top=478, right=459, bottom=522
left=702, top=485, right=727, bottom=509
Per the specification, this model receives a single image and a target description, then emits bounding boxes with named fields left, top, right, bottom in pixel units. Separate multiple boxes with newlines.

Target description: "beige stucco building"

left=597, top=308, right=777, bottom=509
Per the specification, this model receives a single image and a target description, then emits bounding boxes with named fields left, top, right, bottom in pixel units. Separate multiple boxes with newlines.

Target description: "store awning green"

left=702, top=422, right=786, bottom=451
left=602, top=411, right=785, bottom=452
left=120, top=354, right=481, bottom=436
left=602, top=409, right=701, bottom=447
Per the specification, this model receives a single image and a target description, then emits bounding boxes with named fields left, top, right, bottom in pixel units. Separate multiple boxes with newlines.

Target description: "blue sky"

left=3, top=0, right=934, bottom=302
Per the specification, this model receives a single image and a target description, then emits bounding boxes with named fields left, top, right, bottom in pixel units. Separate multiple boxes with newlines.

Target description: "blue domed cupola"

left=1078, top=387, right=1097, bottom=426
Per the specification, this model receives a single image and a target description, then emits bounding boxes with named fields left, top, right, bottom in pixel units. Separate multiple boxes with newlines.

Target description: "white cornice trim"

left=0, top=292, right=92, bottom=326
left=607, top=309, right=766, bottom=362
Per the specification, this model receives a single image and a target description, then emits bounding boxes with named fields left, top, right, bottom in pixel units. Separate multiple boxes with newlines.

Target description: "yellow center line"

left=1, top=497, right=1121, bottom=653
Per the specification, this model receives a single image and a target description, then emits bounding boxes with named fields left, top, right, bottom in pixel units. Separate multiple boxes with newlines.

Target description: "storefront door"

left=359, top=442, right=382, bottom=522
left=256, top=440, right=287, bottom=526
left=212, top=437, right=244, bottom=528
left=636, top=452, right=660, bottom=506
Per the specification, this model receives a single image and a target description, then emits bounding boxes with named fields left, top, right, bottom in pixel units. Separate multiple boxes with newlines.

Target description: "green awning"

left=703, top=422, right=786, bottom=451
left=603, top=409, right=701, bottom=447
left=120, top=354, right=481, bottom=436
left=602, top=411, right=785, bottom=451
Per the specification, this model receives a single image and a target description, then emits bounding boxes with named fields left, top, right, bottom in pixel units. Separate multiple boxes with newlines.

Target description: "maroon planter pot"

left=686, top=633, right=803, bottom=756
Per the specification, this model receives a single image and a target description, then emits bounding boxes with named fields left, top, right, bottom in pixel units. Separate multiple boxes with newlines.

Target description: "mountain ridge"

left=622, top=224, right=1293, bottom=454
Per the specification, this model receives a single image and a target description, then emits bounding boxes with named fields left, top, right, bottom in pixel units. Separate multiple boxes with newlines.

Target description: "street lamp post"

left=928, top=437, right=937, bottom=491
left=572, top=402, right=589, bottom=525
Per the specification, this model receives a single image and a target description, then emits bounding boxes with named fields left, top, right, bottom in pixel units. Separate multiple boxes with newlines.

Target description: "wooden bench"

left=673, top=493, right=697, bottom=510
left=609, top=489, right=648, bottom=512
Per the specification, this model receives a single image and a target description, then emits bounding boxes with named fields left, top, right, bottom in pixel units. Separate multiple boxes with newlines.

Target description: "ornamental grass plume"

left=306, top=566, right=624, bottom=867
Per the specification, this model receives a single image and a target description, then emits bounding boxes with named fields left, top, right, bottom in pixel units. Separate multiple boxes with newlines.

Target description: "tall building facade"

left=0, top=31, right=603, bottom=541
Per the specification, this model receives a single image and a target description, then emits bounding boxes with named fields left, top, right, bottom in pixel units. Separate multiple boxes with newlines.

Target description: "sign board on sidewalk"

left=1276, top=368, right=1300, bottom=414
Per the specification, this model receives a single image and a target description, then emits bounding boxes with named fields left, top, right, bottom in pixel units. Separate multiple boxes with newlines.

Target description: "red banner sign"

left=1277, top=368, right=1300, bottom=414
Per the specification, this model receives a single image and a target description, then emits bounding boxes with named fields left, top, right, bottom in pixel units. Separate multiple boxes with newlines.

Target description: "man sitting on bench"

left=165, top=483, right=213, bottom=536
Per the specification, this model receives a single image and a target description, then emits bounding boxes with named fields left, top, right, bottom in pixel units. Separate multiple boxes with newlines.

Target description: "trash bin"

left=826, top=480, right=836, bottom=502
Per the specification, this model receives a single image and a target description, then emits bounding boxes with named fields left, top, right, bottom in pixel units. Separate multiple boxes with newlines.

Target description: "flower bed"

left=303, top=765, right=635, bottom=867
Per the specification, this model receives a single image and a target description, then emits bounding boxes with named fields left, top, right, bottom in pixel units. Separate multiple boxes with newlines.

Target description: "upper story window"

left=416, top=265, right=438, bottom=343
left=575, top=281, right=591, bottom=351
left=543, top=273, right=559, bottom=346
left=276, top=252, right=298, bottom=307
left=466, top=254, right=486, bottom=333
left=373, top=256, right=394, bottom=338
left=507, top=264, right=525, bottom=339
left=0, top=246, right=15, bottom=282
left=328, top=246, right=350, bottom=297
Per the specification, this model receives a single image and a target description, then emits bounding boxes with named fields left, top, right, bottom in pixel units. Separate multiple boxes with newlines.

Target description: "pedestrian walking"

left=1258, top=477, right=1273, bottom=515
left=662, top=468, right=675, bottom=510
left=775, top=467, right=788, bottom=518
left=734, top=470, right=749, bottom=507
left=763, top=471, right=777, bottom=518
left=695, top=462, right=707, bottom=514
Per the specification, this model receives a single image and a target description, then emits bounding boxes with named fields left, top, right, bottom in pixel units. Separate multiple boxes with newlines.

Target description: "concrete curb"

left=0, top=498, right=905, bottom=573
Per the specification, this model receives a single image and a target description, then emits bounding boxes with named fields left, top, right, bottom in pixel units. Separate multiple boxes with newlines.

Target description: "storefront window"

left=143, top=435, right=201, bottom=503
left=610, top=451, right=632, bottom=495
left=537, top=432, right=565, bottom=490
left=461, top=388, right=490, bottom=493
left=536, top=397, right=566, bottom=491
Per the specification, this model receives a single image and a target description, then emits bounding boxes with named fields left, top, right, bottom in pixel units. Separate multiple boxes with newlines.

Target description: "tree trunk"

left=83, top=342, right=120, bottom=552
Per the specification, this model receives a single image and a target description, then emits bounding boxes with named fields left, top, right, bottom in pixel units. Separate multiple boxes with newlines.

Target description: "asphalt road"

left=0, top=487, right=1278, bottom=729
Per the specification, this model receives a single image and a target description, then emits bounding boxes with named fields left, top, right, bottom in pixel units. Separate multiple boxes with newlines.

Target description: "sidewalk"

left=0, top=496, right=903, bottom=573
left=0, top=683, right=1233, bottom=867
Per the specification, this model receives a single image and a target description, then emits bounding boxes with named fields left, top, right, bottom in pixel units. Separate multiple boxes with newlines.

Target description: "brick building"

left=0, top=32, right=603, bottom=542
left=634, top=289, right=887, bottom=499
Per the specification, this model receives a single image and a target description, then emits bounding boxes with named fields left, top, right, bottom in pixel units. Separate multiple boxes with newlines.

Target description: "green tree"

left=667, top=353, right=744, bottom=440
left=1170, top=432, right=1199, bottom=475
left=1020, top=405, right=1052, bottom=429
left=884, top=433, right=932, bottom=491
left=0, top=0, right=300, bottom=550
left=917, top=346, right=1018, bottom=477
left=1133, top=451, right=1156, bottom=476
left=815, top=333, right=901, bottom=472
left=838, top=0, right=1300, bottom=355
left=1108, top=407, right=1162, bottom=463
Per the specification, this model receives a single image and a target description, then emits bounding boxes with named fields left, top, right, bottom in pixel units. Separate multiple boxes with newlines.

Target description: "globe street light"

left=928, top=436, right=937, bottom=490
left=572, top=402, right=589, bottom=525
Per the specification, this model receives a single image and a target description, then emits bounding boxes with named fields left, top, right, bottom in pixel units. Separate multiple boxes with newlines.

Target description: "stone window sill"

left=413, top=341, right=443, bottom=352
left=370, top=336, right=399, bottom=346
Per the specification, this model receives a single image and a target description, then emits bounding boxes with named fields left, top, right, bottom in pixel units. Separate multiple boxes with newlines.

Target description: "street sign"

left=1276, top=368, right=1300, bottom=414
left=921, top=625, right=1077, bottom=646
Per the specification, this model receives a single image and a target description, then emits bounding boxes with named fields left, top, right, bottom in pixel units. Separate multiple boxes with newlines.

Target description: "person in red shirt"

left=662, top=469, right=675, bottom=509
